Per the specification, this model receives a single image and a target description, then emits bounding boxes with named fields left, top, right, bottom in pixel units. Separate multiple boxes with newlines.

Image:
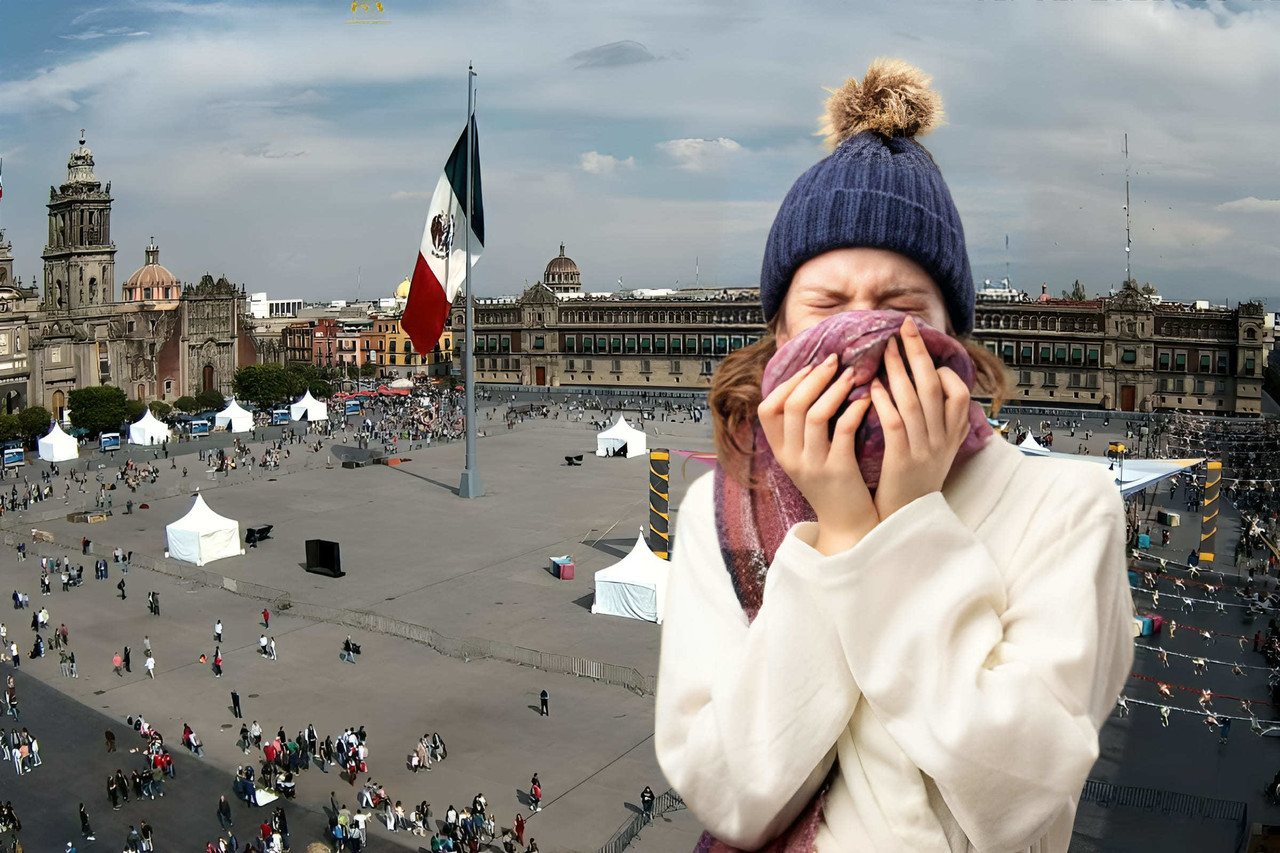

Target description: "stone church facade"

left=4, top=135, right=262, bottom=421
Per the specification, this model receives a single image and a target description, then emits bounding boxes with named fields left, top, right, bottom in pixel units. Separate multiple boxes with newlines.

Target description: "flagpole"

left=459, top=62, right=484, bottom=499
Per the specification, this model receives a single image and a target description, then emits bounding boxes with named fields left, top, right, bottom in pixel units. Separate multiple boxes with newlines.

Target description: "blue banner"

left=100, top=432, right=121, bottom=452
left=3, top=446, right=23, bottom=468
left=190, top=420, right=210, bottom=437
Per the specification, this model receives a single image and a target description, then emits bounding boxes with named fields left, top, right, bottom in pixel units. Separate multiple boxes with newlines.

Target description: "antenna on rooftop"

left=1004, top=234, right=1010, bottom=289
left=1123, top=133, right=1132, bottom=287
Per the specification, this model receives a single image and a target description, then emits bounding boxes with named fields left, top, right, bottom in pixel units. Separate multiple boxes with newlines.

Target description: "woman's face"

left=776, top=247, right=950, bottom=346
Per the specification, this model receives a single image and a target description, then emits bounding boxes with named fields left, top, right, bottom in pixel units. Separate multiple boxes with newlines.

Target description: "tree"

left=68, top=386, right=127, bottom=438
left=1140, top=281, right=1158, bottom=296
left=359, top=362, right=378, bottom=379
left=173, top=396, right=200, bottom=413
left=17, top=406, right=53, bottom=446
left=234, top=363, right=295, bottom=410
left=124, top=399, right=148, bottom=424
left=149, top=401, right=172, bottom=420
left=194, top=389, right=225, bottom=412
left=0, top=415, right=20, bottom=443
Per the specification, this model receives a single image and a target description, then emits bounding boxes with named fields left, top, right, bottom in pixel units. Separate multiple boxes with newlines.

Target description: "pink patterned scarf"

left=698, top=311, right=992, bottom=852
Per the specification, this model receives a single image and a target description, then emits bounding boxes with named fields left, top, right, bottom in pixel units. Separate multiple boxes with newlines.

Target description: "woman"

left=654, top=59, right=1133, bottom=852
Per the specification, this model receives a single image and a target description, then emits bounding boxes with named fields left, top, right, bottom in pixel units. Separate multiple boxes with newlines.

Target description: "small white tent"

left=214, top=399, right=254, bottom=433
left=37, top=422, right=78, bottom=462
left=128, top=409, right=171, bottom=446
left=289, top=390, right=328, bottom=422
left=595, top=415, right=648, bottom=459
left=591, top=534, right=670, bottom=624
left=165, top=493, right=243, bottom=566
left=1019, top=434, right=1049, bottom=453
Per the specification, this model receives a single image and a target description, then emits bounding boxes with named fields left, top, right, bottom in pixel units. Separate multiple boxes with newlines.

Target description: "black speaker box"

left=304, top=539, right=345, bottom=577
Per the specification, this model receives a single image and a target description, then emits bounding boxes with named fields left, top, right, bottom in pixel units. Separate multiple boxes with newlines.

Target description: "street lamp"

left=1109, top=443, right=1126, bottom=487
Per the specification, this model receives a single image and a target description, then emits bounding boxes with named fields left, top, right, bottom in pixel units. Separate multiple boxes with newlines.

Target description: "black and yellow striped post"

left=649, top=449, right=671, bottom=560
left=1200, top=461, right=1221, bottom=564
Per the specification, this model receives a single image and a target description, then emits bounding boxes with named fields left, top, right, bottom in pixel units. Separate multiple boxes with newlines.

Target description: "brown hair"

left=710, top=316, right=1010, bottom=486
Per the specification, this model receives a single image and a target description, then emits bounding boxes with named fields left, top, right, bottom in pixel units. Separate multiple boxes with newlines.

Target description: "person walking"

left=231, top=689, right=242, bottom=719
left=261, top=608, right=270, bottom=629
left=122, top=646, right=131, bottom=674
left=105, top=730, right=116, bottom=753
left=539, top=690, right=549, bottom=717
left=117, top=578, right=126, bottom=600
left=213, top=647, right=223, bottom=678
left=217, top=794, right=234, bottom=829
left=215, top=619, right=223, bottom=644
left=652, top=58, right=1134, bottom=853
left=267, top=637, right=277, bottom=661
left=79, top=803, right=96, bottom=840
left=112, top=652, right=123, bottom=677
left=529, top=774, right=541, bottom=812
left=640, top=786, right=655, bottom=825
left=144, top=654, right=155, bottom=679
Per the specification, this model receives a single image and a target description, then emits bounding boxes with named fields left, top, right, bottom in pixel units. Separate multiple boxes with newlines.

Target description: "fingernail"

left=825, top=353, right=837, bottom=365
left=842, top=366, right=855, bottom=381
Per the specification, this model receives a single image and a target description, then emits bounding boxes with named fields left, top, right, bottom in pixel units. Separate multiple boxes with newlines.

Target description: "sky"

left=0, top=0, right=1278, bottom=306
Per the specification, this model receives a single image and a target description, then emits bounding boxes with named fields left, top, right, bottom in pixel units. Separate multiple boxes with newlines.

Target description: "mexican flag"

left=402, top=116, right=484, bottom=359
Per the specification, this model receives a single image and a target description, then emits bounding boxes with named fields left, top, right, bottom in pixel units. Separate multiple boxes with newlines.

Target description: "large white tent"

left=165, top=493, right=243, bottom=566
left=128, top=409, right=171, bottom=446
left=1017, top=443, right=1203, bottom=498
left=37, top=422, right=78, bottom=462
left=591, top=534, right=670, bottom=624
left=595, top=415, right=648, bottom=459
left=214, top=399, right=254, bottom=433
left=289, top=390, right=328, bottom=422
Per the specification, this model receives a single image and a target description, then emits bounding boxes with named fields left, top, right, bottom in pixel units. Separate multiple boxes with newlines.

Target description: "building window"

left=1175, top=352, right=1186, bottom=370
left=611, top=359, right=622, bottom=373
left=533, top=335, right=545, bottom=350
left=580, top=336, right=591, bottom=353
left=655, top=336, right=667, bottom=354
left=1199, top=354, right=1211, bottom=372
left=143, top=287, right=152, bottom=300
left=611, top=337, right=622, bottom=353
left=596, top=336, right=607, bottom=352
left=730, top=335, right=744, bottom=351
left=389, top=340, right=397, bottom=353
left=640, top=360, right=652, bottom=374
left=1087, top=347, right=1099, bottom=367
left=1217, top=354, right=1229, bottom=374
left=1070, top=346, right=1083, bottom=365
left=1158, top=352, right=1170, bottom=370
left=670, top=337, right=682, bottom=354
left=1039, top=345, right=1051, bottom=363
left=389, top=355, right=397, bottom=365
left=1215, top=380, right=1225, bottom=393
left=686, top=336, right=698, bottom=353
left=98, top=341, right=110, bottom=377
left=670, top=361, right=682, bottom=374
left=1246, top=358, right=1256, bottom=373
left=582, top=359, right=592, bottom=372
left=1055, top=346, right=1067, bottom=364
left=565, top=336, right=576, bottom=353
left=701, top=360, right=714, bottom=376
left=624, top=336, right=637, bottom=354
left=566, top=359, right=575, bottom=372
left=1020, top=345, right=1032, bottom=362
left=500, top=335, right=511, bottom=353
left=1043, top=371, right=1057, bottom=387
left=1121, top=349, right=1137, bottom=365
left=1001, top=343, right=1014, bottom=365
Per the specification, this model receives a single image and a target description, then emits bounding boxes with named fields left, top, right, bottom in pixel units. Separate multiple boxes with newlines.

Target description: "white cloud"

left=579, top=151, right=635, bottom=175
left=1214, top=197, right=1280, bottom=214
left=655, top=137, right=744, bottom=172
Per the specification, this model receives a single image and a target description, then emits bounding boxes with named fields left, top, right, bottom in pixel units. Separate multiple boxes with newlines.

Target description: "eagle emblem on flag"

left=429, top=212, right=455, bottom=259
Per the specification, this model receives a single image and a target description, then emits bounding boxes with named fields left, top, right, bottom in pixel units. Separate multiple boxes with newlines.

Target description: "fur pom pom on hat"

left=760, top=58, right=974, bottom=335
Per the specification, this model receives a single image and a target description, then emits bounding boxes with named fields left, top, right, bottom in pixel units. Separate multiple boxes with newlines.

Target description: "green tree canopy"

left=68, top=387, right=127, bottom=438
left=17, top=406, right=53, bottom=446
left=172, top=395, right=200, bottom=413
left=0, top=415, right=21, bottom=444
left=194, top=389, right=225, bottom=412
left=149, top=401, right=173, bottom=420
left=124, top=399, right=148, bottom=423
left=234, top=363, right=296, bottom=411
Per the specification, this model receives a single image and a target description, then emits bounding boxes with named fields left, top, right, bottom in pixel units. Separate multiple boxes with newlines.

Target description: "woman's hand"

left=758, top=352, right=878, bottom=556
left=869, top=316, right=973, bottom=521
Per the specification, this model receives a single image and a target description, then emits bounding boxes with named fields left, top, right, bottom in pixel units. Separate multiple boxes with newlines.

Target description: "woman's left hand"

left=868, top=316, right=973, bottom=521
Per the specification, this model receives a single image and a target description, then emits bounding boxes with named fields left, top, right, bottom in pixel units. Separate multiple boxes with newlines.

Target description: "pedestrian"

left=640, top=786, right=655, bottom=825
left=143, top=635, right=150, bottom=655
left=529, top=774, right=541, bottom=812
left=1257, top=631, right=1263, bottom=653
left=514, top=814, right=526, bottom=846
left=218, top=794, right=234, bottom=829
left=262, top=608, right=270, bottom=629
left=268, top=637, right=277, bottom=661
left=213, top=648, right=223, bottom=678
left=108, top=775, right=120, bottom=810
left=215, top=619, right=223, bottom=643
left=112, top=652, right=123, bottom=677
left=105, top=730, right=116, bottom=752
left=117, top=578, right=126, bottom=600
left=123, top=646, right=131, bottom=673
left=232, top=689, right=242, bottom=718
left=1219, top=717, right=1232, bottom=745
left=652, top=57, right=1134, bottom=852
left=80, top=803, right=96, bottom=840
left=539, top=689, right=549, bottom=717
left=144, top=654, right=155, bottom=679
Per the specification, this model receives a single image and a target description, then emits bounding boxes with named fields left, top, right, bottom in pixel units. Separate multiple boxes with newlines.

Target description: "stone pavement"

left=0, top=414, right=715, bottom=853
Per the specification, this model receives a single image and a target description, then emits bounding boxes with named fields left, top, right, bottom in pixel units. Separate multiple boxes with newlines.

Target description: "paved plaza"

left=2, top=403, right=1279, bottom=851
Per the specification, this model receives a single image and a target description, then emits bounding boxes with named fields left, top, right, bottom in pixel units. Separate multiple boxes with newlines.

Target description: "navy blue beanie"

left=760, top=58, right=974, bottom=336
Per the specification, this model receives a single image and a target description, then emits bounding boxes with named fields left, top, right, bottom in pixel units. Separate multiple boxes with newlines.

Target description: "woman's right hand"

left=758, top=352, right=879, bottom=555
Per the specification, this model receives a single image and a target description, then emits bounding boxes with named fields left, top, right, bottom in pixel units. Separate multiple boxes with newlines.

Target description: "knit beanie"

left=760, top=58, right=975, bottom=336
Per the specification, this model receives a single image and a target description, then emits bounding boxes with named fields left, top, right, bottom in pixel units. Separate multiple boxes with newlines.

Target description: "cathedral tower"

left=41, top=131, right=116, bottom=310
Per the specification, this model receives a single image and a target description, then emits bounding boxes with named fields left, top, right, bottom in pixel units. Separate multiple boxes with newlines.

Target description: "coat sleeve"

left=654, top=474, right=861, bottom=849
left=785, top=469, right=1134, bottom=852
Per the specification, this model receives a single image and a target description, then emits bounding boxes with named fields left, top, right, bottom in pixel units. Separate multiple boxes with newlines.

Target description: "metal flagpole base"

left=459, top=467, right=485, bottom=499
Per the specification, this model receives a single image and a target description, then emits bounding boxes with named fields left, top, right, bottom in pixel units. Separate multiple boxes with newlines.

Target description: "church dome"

left=543, top=243, right=581, bottom=291
left=123, top=240, right=180, bottom=300
left=395, top=277, right=411, bottom=299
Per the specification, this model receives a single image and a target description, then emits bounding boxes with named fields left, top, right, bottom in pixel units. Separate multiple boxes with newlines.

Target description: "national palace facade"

left=452, top=245, right=1275, bottom=415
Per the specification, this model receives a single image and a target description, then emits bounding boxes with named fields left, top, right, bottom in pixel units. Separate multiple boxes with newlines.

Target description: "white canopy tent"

left=1016, top=443, right=1203, bottom=498
left=289, top=390, right=328, bottom=422
left=37, top=422, right=78, bottom=462
left=128, top=409, right=172, bottom=446
left=1019, top=434, right=1049, bottom=453
left=388, top=378, right=414, bottom=390
left=591, top=534, right=670, bottom=624
left=214, top=399, right=254, bottom=433
left=595, top=415, right=648, bottom=459
left=165, top=493, right=243, bottom=566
